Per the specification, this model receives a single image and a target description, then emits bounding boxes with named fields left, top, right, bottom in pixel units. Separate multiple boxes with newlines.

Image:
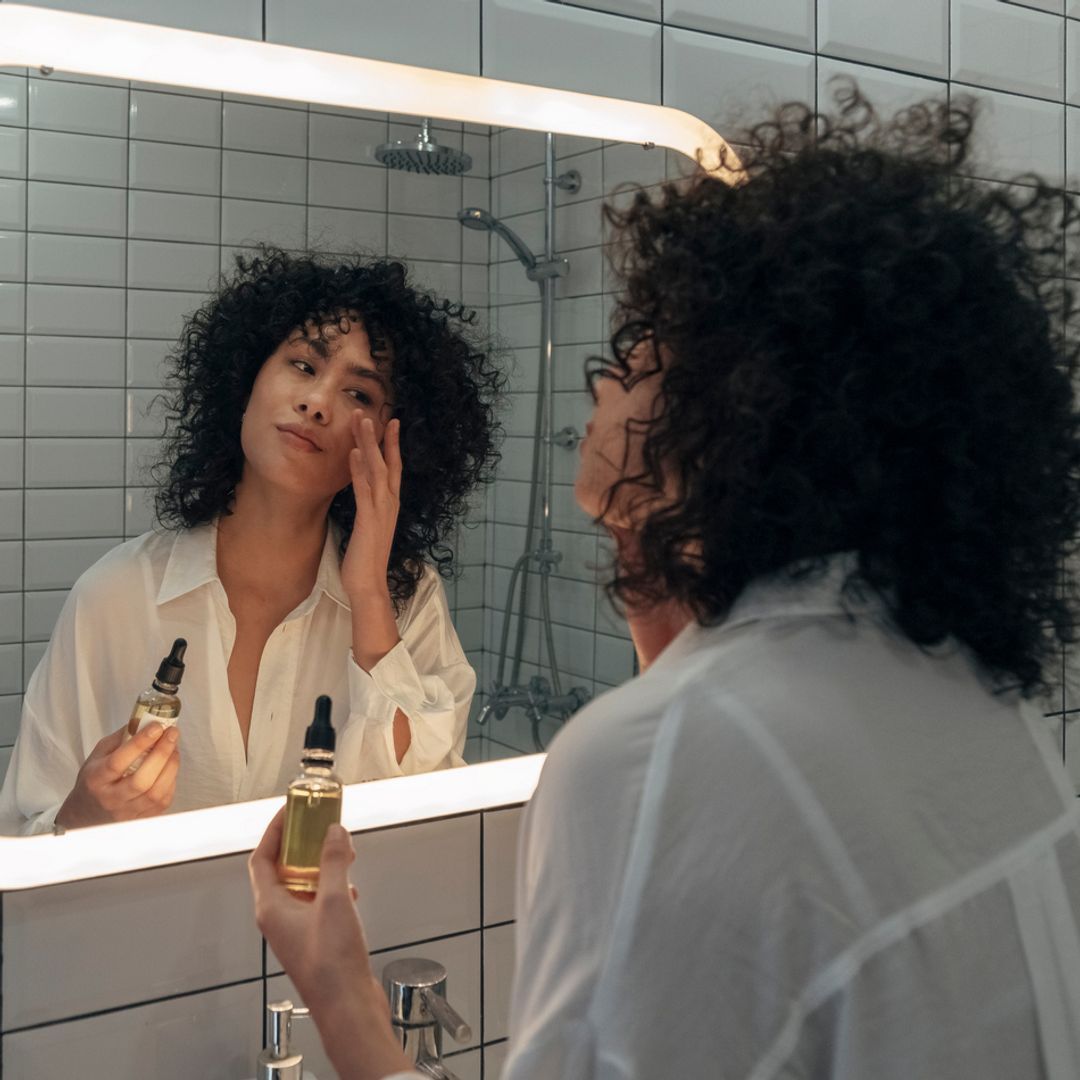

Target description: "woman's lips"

left=277, top=426, right=321, bottom=452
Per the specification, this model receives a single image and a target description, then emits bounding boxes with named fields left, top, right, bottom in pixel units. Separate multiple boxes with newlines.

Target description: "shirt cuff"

left=22, top=803, right=62, bottom=836
left=348, top=640, right=449, bottom=725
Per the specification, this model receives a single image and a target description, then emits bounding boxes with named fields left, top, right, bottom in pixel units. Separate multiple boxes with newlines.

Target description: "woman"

left=0, top=248, right=502, bottom=834
left=251, top=93, right=1080, bottom=1078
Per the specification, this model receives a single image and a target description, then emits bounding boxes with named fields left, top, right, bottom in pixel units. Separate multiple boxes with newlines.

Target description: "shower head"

left=457, top=207, right=538, bottom=272
left=375, top=118, right=472, bottom=176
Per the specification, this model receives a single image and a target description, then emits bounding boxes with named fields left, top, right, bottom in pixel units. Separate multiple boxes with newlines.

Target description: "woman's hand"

left=248, top=809, right=413, bottom=1080
left=341, top=415, right=402, bottom=601
left=55, top=722, right=181, bottom=829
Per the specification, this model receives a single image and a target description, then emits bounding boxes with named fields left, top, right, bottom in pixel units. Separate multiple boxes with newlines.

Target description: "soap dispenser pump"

left=254, top=1000, right=318, bottom=1080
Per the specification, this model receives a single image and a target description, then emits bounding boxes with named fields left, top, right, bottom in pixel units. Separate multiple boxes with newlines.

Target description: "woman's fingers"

left=385, top=419, right=402, bottom=499
left=132, top=748, right=180, bottom=816
left=249, top=806, right=288, bottom=896
left=102, top=721, right=169, bottom=781
left=125, top=726, right=180, bottom=795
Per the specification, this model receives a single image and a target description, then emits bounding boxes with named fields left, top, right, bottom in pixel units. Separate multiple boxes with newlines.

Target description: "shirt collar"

left=156, top=520, right=351, bottom=612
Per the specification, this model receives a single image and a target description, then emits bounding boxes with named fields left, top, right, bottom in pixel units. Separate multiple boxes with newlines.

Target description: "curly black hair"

left=596, top=86, right=1080, bottom=697
left=154, top=247, right=504, bottom=606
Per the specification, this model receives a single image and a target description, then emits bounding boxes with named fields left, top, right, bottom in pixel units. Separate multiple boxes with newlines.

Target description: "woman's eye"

left=347, top=389, right=373, bottom=406
left=290, top=359, right=315, bottom=375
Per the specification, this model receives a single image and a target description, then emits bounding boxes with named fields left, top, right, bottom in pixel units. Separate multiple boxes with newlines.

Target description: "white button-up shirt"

left=497, top=558, right=1080, bottom=1079
left=0, top=522, right=476, bottom=835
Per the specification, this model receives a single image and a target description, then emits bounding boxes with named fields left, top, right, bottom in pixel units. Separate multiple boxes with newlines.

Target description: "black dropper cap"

left=154, top=638, right=187, bottom=687
left=303, top=695, right=336, bottom=753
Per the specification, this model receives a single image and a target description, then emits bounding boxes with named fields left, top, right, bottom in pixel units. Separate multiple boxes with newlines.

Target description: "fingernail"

left=146, top=722, right=164, bottom=738
left=166, top=727, right=179, bottom=742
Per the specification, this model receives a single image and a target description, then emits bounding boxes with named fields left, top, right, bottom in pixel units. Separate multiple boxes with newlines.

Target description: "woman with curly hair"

left=251, top=91, right=1080, bottom=1079
left=0, top=248, right=502, bottom=834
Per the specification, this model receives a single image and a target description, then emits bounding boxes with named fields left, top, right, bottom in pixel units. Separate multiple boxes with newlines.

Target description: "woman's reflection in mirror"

left=252, top=87, right=1080, bottom=1079
left=0, top=247, right=503, bottom=834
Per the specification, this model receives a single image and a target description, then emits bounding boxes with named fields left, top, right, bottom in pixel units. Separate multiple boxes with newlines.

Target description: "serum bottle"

left=278, top=695, right=343, bottom=895
left=125, top=637, right=187, bottom=773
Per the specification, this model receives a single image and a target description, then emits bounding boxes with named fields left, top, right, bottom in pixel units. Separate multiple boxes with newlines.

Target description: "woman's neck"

left=626, top=596, right=694, bottom=671
left=216, top=479, right=333, bottom=600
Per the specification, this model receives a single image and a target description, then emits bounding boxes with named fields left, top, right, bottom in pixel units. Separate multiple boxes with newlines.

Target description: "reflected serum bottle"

left=125, top=637, right=187, bottom=774
left=278, top=695, right=343, bottom=895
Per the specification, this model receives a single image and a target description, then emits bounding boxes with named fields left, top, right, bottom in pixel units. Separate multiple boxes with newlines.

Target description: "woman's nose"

left=297, top=389, right=330, bottom=422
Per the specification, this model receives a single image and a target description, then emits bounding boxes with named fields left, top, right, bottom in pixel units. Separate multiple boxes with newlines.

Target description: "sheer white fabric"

left=503, top=559, right=1080, bottom=1080
left=0, top=522, right=475, bottom=835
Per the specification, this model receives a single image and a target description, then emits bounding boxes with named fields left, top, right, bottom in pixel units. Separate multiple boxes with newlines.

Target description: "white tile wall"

left=818, top=0, right=949, bottom=79
left=666, top=0, right=814, bottom=52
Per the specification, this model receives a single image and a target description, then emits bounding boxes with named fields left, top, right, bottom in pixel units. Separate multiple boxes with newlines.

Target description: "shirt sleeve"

left=0, top=592, right=93, bottom=836
left=342, top=568, right=476, bottom=780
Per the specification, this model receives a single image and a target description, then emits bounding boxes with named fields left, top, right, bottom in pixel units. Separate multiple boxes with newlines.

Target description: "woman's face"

left=240, top=318, right=394, bottom=502
left=575, top=342, right=666, bottom=528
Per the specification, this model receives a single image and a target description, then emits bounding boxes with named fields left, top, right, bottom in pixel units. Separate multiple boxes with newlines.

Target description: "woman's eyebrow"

left=346, top=364, right=389, bottom=392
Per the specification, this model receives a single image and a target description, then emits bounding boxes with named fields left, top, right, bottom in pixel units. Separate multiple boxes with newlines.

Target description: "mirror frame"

left=0, top=3, right=733, bottom=887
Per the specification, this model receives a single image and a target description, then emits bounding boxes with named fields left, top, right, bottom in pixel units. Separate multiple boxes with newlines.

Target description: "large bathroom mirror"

left=0, top=60, right=701, bottom=844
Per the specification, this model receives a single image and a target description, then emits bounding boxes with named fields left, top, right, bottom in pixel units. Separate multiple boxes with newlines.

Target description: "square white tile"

left=663, top=26, right=816, bottom=133
left=26, top=336, right=125, bottom=386
left=28, top=129, right=128, bottom=187
left=127, top=240, right=219, bottom=292
left=221, top=198, right=306, bottom=248
left=0, top=127, right=28, bottom=180
left=128, top=189, right=220, bottom=244
left=2, top=981, right=263, bottom=1080
left=26, top=487, right=125, bottom=540
left=27, top=181, right=126, bottom=236
left=27, top=234, right=126, bottom=288
left=24, top=589, right=67, bottom=640
left=127, top=289, right=202, bottom=340
left=0, top=283, right=24, bottom=333
left=818, top=57, right=947, bottom=118
left=952, top=0, right=1063, bottom=101
left=484, top=0, right=661, bottom=104
left=0, top=73, right=27, bottom=126
left=666, top=0, right=814, bottom=51
left=267, top=0, right=482, bottom=74
left=308, top=111, right=388, bottom=165
left=0, top=489, right=23, bottom=538
left=0, top=591, right=21, bottom=644
left=483, top=921, right=516, bottom=1042
left=128, top=139, right=221, bottom=196
left=818, top=0, right=949, bottom=79
left=25, top=438, right=124, bottom=488
left=964, top=88, right=1064, bottom=186
left=388, top=214, right=462, bottom=263
left=4, top=851, right=263, bottom=1027
left=24, top=536, right=118, bottom=590
left=26, top=284, right=126, bottom=338
left=308, top=159, right=386, bottom=211
left=0, top=642, right=21, bottom=694
left=28, top=78, right=128, bottom=138
left=0, top=179, right=27, bottom=230
left=223, top=101, right=308, bottom=157
left=129, top=89, right=222, bottom=147
left=484, top=806, right=523, bottom=925
left=306, top=205, right=385, bottom=253
left=0, top=439, right=23, bottom=487
left=126, top=339, right=171, bottom=388
left=222, top=149, right=307, bottom=203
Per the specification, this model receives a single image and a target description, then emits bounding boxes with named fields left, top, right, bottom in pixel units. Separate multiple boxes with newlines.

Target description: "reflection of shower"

left=460, top=136, right=590, bottom=751
left=375, top=118, right=472, bottom=175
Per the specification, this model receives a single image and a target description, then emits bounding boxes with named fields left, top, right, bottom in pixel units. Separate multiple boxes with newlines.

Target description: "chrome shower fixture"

left=457, top=207, right=567, bottom=282
left=375, top=118, right=472, bottom=175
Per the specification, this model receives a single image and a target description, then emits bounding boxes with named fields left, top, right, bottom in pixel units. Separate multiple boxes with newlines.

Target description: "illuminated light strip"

left=0, top=754, right=545, bottom=891
left=0, top=4, right=740, bottom=178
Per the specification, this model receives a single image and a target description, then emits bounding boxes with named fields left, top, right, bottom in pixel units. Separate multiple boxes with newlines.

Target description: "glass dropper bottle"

left=277, top=695, right=343, bottom=895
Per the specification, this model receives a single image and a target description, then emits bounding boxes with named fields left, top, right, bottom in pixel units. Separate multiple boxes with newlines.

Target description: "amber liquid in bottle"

left=278, top=750, right=343, bottom=895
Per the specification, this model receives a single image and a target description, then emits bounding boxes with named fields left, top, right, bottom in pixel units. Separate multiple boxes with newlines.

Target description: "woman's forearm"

left=350, top=591, right=412, bottom=764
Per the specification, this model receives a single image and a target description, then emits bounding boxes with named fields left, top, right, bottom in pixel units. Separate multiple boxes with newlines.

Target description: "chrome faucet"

left=383, top=957, right=472, bottom=1080
left=256, top=1000, right=312, bottom=1080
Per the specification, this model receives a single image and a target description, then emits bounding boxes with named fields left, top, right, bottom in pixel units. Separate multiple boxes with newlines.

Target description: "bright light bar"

left=0, top=754, right=544, bottom=891
left=0, top=4, right=739, bottom=177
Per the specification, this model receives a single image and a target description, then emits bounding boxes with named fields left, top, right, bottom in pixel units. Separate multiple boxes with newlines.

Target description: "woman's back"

left=506, top=562, right=1080, bottom=1079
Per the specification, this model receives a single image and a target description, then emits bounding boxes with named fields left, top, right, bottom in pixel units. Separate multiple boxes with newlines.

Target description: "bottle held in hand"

left=125, top=637, right=187, bottom=775
left=278, top=695, right=343, bottom=895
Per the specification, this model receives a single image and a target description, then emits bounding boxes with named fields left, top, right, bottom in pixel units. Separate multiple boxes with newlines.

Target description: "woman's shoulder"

left=66, top=529, right=179, bottom=612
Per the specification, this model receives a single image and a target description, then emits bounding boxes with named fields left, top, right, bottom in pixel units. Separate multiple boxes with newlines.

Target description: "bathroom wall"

left=0, top=66, right=493, bottom=778
left=0, top=802, right=523, bottom=1079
